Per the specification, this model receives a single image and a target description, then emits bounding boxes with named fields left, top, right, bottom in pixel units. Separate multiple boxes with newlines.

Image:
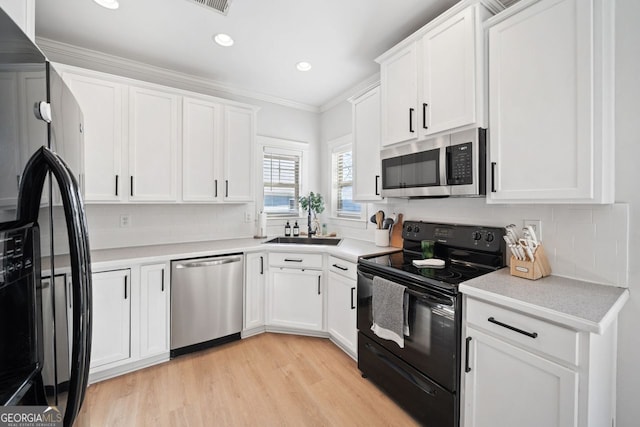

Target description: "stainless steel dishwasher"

left=170, top=253, right=243, bottom=357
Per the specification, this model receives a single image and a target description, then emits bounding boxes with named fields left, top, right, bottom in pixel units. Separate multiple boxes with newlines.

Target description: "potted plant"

left=299, top=192, right=324, bottom=235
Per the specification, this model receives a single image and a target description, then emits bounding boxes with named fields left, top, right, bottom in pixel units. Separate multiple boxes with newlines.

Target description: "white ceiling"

left=34, top=0, right=459, bottom=109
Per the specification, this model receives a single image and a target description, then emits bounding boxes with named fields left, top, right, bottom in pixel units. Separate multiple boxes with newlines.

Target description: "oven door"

left=380, top=136, right=450, bottom=198
left=357, top=265, right=460, bottom=392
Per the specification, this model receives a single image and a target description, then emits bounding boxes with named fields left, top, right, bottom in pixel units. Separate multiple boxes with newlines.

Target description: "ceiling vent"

left=186, top=0, right=232, bottom=16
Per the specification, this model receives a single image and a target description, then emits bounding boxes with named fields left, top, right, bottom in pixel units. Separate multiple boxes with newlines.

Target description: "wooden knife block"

left=509, top=244, right=552, bottom=280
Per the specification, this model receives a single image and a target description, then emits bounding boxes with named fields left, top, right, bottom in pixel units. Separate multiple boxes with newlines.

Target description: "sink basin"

left=264, top=237, right=342, bottom=246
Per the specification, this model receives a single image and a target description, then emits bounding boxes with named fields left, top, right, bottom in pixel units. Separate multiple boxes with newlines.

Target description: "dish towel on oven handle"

left=371, top=276, right=409, bottom=348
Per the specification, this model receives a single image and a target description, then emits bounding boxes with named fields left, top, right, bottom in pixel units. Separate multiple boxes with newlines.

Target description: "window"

left=332, top=144, right=361, bottom=219
left=263, top=149, right=301, bottom=216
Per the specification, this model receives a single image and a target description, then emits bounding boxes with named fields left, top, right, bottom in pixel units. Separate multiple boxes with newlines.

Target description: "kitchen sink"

left=264, top=237, right=342, bottom=246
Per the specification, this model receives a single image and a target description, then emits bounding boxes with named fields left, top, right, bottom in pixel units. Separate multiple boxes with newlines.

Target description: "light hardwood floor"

left=76, top=333, right=419, bottom=426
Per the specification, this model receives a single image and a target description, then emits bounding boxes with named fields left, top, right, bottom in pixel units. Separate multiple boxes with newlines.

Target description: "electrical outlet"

left=244, top=212, right=252, bottom=223
left=120, top=214, right=131, bottom=228
left=523, top=219, right=542, bottom=241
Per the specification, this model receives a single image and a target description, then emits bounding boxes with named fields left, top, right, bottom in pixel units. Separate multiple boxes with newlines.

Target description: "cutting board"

left=390, top=213, right=403, bottom=248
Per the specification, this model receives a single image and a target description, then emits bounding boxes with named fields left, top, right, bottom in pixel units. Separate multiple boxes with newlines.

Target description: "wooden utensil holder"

left=509, top=244, right=552, bottom=280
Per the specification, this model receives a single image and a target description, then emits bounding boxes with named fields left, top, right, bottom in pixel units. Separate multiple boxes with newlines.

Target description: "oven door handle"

left=359, top=269, right=454, bottom=307
left=364, top=342, right=437, bottom=397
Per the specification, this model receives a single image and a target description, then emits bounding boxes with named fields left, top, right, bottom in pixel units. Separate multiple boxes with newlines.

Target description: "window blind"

left=263, top=152, right=300, bottom=215
left=335, top=150, right=360, bottom=218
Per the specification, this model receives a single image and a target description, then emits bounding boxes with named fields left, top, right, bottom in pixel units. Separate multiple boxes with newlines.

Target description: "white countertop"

left=43, top=236, right=400, bottom=272
left=459, top=269, right=629, bottom=334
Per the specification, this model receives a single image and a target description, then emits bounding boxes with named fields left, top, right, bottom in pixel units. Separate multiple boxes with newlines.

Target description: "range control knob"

left=472, top=231, right=482, bottom=240
left=413, top=226, right=420, bottom=233
left=485, top=232, right=495, bottom=242
left=406, top=225, right=413, bottom=233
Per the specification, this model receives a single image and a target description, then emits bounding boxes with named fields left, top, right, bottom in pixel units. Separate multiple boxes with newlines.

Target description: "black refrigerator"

left=0, top=8, right=92, bottom=427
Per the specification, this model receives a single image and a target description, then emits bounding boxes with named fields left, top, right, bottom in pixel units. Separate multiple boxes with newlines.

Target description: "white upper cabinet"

left=380, top=45, right=418, bottom=147
left=421, top=6, right=478, bottom=136
left=60, top=65, right=257, bottom=205
left=182, top=97, right=221, bottom=202
left=222, top=105, right=255, bottom=202
left=65, top=73, right=124, bottom=202
left=128, top=86, right=179, bottom=202
left=378, top=1, right=491, bottom=147
left=351, top=85, right=383, bottom=201
left=487, top=0, right=614, bottom=204
left=0, top=72, right=21, bottom=208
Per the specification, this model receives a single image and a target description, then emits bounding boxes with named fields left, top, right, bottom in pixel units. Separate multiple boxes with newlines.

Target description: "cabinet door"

left=327, top=271, right=357, bottom=355
left=267, top=269, right=323, bottom=331
left=0, top=72, right=20, bottom=208
left=222, top=106, right=254, bottom=202
left=129, top=86, right=179, bottom=201
left=352, top=86, right=382, bottom=201
left=65, top=73, right=124, bottom=202
left=182, top=97, right=221, bottom=202
left=380, top=44, right=418, bottom=147
left=487, top=0, right=606, bottom=203
left=90, top=269, right=131, bottom=368
left=140, top=264, right=169, bottom=358
left=463, top=327, right=578, bottom=427
left=244, top=252, right=266, bottom=332
left=421, top=6, right=476, bottom=135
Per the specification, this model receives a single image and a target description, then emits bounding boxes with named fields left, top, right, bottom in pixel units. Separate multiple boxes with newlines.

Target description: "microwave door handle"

left=439, top=145, right=448, bottom=187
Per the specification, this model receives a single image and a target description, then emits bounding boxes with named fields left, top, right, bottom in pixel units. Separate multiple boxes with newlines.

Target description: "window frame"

left=258, top=136, right=309, bottom=218
left=328, top=135, right=365, bottom=221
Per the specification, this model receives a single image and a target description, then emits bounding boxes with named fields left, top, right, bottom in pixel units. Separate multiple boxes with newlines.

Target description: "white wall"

left=319, top=1, right=640, bottom=423
left=612, top=0, right=640, bottom=424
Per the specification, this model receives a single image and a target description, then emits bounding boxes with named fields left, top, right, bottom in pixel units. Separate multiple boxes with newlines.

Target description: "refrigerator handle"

left=17, top=146, right=93, bottom=427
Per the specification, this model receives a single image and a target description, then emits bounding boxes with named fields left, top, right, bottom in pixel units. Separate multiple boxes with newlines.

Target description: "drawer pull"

left=488, top=317, right=538, bottom=339
left=332, top=263, right=348, bottom=271
left=284, top=258, right=303, bottom=262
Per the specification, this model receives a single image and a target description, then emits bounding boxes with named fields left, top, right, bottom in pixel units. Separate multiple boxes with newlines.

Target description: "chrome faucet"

left=307, top=194, right=316, bottom=237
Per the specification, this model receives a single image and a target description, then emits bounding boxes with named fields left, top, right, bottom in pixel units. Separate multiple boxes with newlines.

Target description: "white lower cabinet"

left=139, top=263, right=170, bottom=358
left=267, top=253, right=324, bottom=332
left=463, top=326, right=578, bottom=427
left=244, top=252, right=266, bottom=335
left=327, top=257, right=357, bottom=358
left=463, top=296, right=618, bottom=427
left=90, top=269, right=131, bottom=368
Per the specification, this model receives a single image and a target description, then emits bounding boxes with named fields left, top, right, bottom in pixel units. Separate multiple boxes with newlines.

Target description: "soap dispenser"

left=293, top=221, right=299, bottom=237
left=284, top=221, right=291, bottom=236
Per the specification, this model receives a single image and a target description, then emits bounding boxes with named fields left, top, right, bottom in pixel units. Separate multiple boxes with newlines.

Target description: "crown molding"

left=35, top=37, right=320, bottom=113
left=320, top=72, right=380, bottom=113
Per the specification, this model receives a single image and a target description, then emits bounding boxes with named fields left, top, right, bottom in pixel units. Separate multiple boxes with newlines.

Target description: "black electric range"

left=359, top=221, right=506, bottom=294
left=356, top=221, right=506, bottom=427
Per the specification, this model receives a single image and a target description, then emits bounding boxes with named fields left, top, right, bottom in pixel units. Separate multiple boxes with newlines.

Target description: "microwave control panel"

left=447, top=142, right=473, bottom=185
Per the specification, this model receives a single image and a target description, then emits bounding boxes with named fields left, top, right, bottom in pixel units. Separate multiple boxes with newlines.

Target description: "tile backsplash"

left=332, top=199, right=629, bottom=287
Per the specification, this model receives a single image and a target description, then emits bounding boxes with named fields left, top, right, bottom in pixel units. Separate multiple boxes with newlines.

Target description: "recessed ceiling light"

left=213, top=33, right=234, bottom=47
left=93, top=0, right=119, bottom=10
left=296, top=61, right=312, bottom=72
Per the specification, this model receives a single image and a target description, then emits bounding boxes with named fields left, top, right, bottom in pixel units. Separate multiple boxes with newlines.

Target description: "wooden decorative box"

left=509, top=244, right=552, bottom=280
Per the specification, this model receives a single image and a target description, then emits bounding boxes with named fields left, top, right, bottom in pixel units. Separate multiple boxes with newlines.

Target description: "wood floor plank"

left=75, top=333, right=419, bottom=426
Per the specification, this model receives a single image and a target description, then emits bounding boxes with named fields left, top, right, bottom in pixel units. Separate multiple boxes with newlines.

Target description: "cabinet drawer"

left=466, top=298, right=579, bottom=365
left=328, top=256, right=357, bottom=281
left=269, top=252, right=323, bottom=269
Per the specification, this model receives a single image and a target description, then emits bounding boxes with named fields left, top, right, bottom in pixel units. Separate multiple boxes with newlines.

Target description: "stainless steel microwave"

left=380, top=128, right=486, bottom=198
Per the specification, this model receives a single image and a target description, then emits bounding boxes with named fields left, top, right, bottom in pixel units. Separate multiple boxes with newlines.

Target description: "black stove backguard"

left=357, top=221, right=506, bottom=427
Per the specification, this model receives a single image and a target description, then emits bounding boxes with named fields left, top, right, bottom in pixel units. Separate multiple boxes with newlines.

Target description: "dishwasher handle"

left=174, top=256, right=243, bottom=269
